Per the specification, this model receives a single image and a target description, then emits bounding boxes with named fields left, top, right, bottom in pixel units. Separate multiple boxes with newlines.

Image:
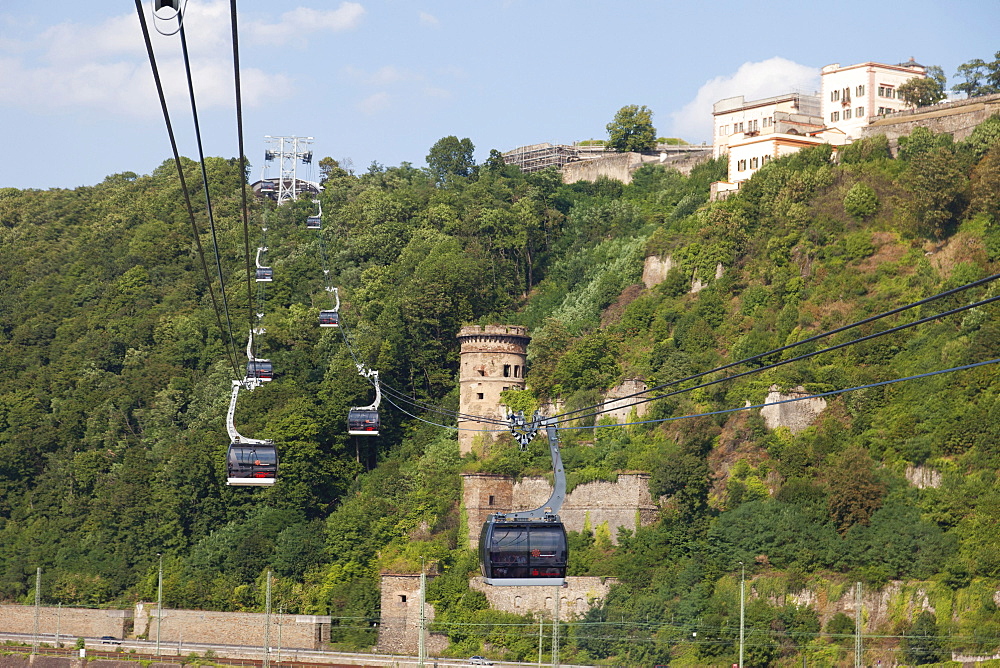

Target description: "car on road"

left=467, top=657, right=493, bottom=665
left=100, top=636, right=121, bottom=645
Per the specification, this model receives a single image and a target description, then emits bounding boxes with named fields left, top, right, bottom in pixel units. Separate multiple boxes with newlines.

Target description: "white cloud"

left=247, top=3, right=365, bottom=45
left=418, top=12, right=440, bottom=27
left=358, top=91, right=390, bottom=115
left=0, top=2, right=307, bottom=117
left=669, top=57, right=820, bottom=142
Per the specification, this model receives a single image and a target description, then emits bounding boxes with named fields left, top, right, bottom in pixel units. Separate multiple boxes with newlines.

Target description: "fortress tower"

left=456, top=325, right=530, bottom=455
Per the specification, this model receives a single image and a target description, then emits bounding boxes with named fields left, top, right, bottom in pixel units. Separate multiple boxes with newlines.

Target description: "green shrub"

left=843, top=183, right=879, bottom=221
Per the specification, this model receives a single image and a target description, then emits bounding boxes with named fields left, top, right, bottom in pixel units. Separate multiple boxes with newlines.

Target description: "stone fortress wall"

left=0, top=604, right=328, bottom=650
left=462, top=472, right=658, bottom=549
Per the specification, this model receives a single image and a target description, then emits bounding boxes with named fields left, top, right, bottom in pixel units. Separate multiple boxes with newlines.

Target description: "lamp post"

left=156, top=553, right=163, bottom=657
left=739, top=561, right=745, bottom=668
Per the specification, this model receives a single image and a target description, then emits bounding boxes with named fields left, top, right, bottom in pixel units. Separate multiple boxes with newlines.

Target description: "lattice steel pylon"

left=263, top=135, right=314, bottom=205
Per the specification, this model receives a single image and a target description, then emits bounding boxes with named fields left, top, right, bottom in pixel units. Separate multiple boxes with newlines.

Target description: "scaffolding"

left=502, top=143, right=579, bottom=173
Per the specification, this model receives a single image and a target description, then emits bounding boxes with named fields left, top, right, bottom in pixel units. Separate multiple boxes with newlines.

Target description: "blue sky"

left=2, top=1, right=998, bottom=189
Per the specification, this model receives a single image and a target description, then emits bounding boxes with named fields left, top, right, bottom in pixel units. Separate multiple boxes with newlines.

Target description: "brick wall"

left=0, top=605, right=132, bottom=640
left=463, top=473, right=658, bottom=548
left=132, top=603, right=327, bottom=649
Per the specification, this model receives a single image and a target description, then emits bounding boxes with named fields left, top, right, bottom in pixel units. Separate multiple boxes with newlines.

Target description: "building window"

left=399, top=595, right=407, bottom=604
left=737, top=159, right=747, bottom=171
left=761, top=154, right=769, bottom=165
left=514, top=365, right=520, bottom=378
left=749, top=119, right=758, bottom=132
left=831, top=90, right=840, bottom=101
left=856, top=106, right=864, bottom=118
left=763, top=116, right=772, bottom=127
left=842, top=87, right=851, bottom=102
left=488, top=495, right=495, bottom=506
left=856, top=84, right=865, bottom=97
left=750, top=157, right=759, bottom=169
left=843, top=108, right=852, bottom=120
left=878, top=85, right=895, bottom=98
left=476, top=392, right=484, bottom=400
left=831, top=111, right=840, bottom=122
left=503, top=364, right=511, bottom=377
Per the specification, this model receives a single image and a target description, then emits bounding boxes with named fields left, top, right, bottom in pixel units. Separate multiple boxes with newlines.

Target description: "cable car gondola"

left=348, top=366, right=381, bottom=436
left=319, top=310, right=339, bottom=327
left=479, top=519, right=567, bottom=585
left=306, top=199, right=322, bottom=229
left=227, top=442, right=278, bottom=485
left=246, top=359, right=273, bottom=381
left=255, top=246, right=272, bottom=282
left=225, top=381, right=278, bottom=486
left=319, top=287, right=340, bottom=328
left=259, top=179, right=275, bottom=193
left=479, top=416, right=568, bottom=586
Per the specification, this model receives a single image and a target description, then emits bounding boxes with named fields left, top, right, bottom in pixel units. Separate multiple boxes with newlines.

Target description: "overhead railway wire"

left=548, top=274, right=1000, bottom=427
left=134, top=0, right=241, bottom=380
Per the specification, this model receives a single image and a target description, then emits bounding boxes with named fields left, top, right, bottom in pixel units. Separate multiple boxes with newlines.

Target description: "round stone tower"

left=456, top=325, right=530, bottom=455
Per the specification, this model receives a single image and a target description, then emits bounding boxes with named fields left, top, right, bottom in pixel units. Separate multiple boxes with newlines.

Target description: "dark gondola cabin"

left=259, top=180, right=275, bottom=193
left=246, top=359, right=273, bottom=381
left=319, top=310, right=339, bottom=327
left=227, top=443, right=278, bottom=485
left=306, top=215, right=321, bottom=229
left=348, top=408, right=379, bottom=435
left=479, top=519, right=567, bottom=586
left=256, top=267, right=273, bottom=282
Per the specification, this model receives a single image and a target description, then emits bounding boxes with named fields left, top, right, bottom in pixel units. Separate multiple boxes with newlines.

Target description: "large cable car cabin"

left=319, top=309, right=339, bottom=327
left=256, top=266, right=273, bottom=282
left=306, top=215, right=322, bottom=230
left=478, top=416, right=569, bottom=586
left=347, top=408, right=379, bottom=435
left=246, top=359, right=273, bottom=381
left=226, top=442, right=278, bottom=486
left=259, top=179, right=276, bottom=193
left=479, top=519, right=567, bottom=586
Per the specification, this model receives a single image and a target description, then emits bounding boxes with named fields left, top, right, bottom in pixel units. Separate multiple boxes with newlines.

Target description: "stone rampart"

left=862, top=93, right=1000, bottom=152
left=131, top=603, right=327, bottom=649
left=759, top=385, right=827, bottom=434
left=463, top=473, right=658, bottom=548
left=601, top=380, right=650, bottom=423
left=0, top=605, right=132, bottom=640
left=469, top=576, right=616, bottom=618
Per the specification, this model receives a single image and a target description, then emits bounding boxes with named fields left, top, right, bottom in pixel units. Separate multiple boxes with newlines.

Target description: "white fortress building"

left=821, top=59, right=927, bottom=138
left=711, top=58, right=928, bottom=197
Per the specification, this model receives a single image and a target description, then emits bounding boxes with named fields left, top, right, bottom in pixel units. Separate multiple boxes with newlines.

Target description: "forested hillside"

left=2, top=117, right=1000, bottom=666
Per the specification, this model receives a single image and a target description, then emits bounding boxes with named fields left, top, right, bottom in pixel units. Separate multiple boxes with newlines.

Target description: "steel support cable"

left=551, top=271, right=1000, bottom=422
left=378, top=382, right=510, bottom=425
left=552, top=291, right=1000, bottom=426
left=562, top=357, right=1000, bottom=433
left=177, top=18, right=241, bottom=370
left=134, top=0, right=241, bottom=379
left=228, top=0, right=258, bottom=338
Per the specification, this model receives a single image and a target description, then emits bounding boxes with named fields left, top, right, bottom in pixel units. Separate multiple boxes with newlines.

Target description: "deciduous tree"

left=606, top=105, right=657, bottom=152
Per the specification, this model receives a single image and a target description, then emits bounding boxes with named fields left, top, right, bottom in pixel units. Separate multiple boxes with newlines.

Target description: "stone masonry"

left=376, top=575, right=448, bottom=656
left=463, top=473, right=658, bottom=549
left=862, top=92, right=1000, bottom=152
left=131, top=604, right=328, bottom=649
left=457, top=325, right=530, bottom=455
left=0, top=605, right=132, bottom=640
left=469, top=576, right=616, bottom=618
left=601, top=379, right=651, bottom=423
left=759, top=385, right=827, bottom=434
